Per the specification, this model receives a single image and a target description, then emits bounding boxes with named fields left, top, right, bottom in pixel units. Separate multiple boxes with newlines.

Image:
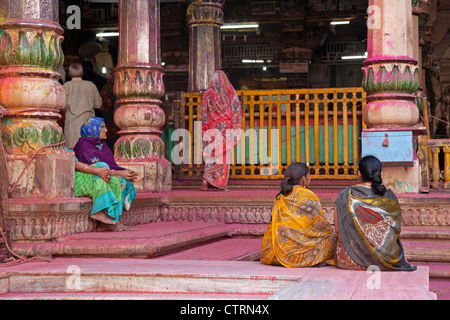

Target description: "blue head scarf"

left=80, top=117, right=104, bottom=139
left=73, top=117, right=125, bottom=171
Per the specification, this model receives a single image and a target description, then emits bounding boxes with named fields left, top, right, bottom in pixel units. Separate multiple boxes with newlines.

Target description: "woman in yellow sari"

left=261, top=162, right=337, bottom=267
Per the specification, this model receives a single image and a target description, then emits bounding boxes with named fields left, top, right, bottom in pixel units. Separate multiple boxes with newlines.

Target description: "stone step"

left=403, top=240, right=450, bottom=262
left=11, top=222, right=232, bottom=259
left=267, top=265, right=435, bottom=300
left=0, top=292, right=272, bottom=300
left=428, top=279, right=450, bottom=300
left=410, top=262, right=450, bottom=279
left=401, top=226, right=450, bottom=240
left=0, top=259, right=302, bottom=296
left=155, top=238, right=262, bottom=261
left=0, top=258, right=436, bottom=300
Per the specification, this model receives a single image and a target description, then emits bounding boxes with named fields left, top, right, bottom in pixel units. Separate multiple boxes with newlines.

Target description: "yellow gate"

left=178, top=88, right=366, bottom=180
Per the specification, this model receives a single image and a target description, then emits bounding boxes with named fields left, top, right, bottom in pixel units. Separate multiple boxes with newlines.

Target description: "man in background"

left=63, top=63, right=103, bottom=149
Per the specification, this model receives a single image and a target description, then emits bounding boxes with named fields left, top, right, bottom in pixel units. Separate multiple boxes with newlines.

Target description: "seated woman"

left=73, top=117, right=137, bottom=232
left=334, top=155, right=416, bottom=271
left=261, top=162, right=337, bottom=267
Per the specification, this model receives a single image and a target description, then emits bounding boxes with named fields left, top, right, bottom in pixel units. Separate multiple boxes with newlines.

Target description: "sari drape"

left=335, top=186, right=416, bottom=271
left=200, top=71, right=243, bottom=189
left=71, top=117, right=136, bottom=221
left=261, top=186, right=338, bottom=267
left=74, top=162, right=136, bottom=222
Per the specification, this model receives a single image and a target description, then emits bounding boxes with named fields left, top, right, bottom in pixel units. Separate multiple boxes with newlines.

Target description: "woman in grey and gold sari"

left=334, top=155, right=416, bottom=271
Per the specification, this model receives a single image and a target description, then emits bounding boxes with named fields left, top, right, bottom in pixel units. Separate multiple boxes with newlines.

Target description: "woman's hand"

left=123, top=169, right=138, bottom=182
left=95, top=166, right=111, bottom=183
left=112, top=169, right=138, bottom=182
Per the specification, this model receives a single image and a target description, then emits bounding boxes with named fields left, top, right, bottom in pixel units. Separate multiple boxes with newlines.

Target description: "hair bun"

left=372, top=170, right=382, bottom=183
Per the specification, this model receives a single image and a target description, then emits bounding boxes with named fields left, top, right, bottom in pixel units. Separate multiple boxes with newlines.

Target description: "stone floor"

left=0, top=221, right=440, bottom=300
left=0, top=256, right=436, bottom=300
left=2, top=181, right=449, bottom=300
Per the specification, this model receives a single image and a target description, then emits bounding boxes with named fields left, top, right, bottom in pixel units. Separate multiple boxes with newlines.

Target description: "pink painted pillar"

left=113, top=0, right=171, bottom=192
left=0, top=0, right=74, bottom=198
left=187, top=0, right=225, bottom=92
left=362, top=0, right=420, bottom=128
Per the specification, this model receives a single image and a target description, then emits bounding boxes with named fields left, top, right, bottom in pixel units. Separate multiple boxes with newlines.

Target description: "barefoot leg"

left=95, top=222, right=117, bottom=232
left=115, top=221, right=134, bottom=231
left=90, top=211, right=116, bottom=225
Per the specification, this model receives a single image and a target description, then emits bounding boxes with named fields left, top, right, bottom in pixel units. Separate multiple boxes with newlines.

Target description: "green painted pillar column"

left=0, top=0, right=74, bottom=198
left=113, top=0, right=171, bottom=192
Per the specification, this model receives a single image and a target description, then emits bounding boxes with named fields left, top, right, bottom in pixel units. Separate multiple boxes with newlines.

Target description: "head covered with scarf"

left=73, top=117, right=124, bottom=170
left=80, top=117, right=104, bottom=139
left=199, top=70, right=243, bottom=159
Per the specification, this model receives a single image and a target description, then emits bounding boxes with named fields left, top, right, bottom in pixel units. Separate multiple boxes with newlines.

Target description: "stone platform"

left=0, top=256, right=436, bottom=300
left=0, top=220, right=440, bottom=300
left=3, top=181, right=450, bottom=299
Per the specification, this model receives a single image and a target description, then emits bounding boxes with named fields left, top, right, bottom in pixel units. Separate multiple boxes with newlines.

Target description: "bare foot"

left=115, top=221, right=134, bottom=231
left=96, top=221, right=134, bottom=232
left=91, top=211, right=116, bottom=225
left=95, top=222, right=117, bottom=232
left=201, top=180, right=208, bottom=191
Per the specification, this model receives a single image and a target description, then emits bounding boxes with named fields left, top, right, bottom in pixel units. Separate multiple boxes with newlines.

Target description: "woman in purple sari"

left=73, top=117, right=137, bottom=231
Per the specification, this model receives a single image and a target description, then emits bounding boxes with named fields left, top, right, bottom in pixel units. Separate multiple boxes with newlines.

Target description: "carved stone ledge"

left=8, top=198, right=93, bottom=242
left=120, top=206, right=161, bottom=226
left=7, top=193, right=450, bottom=244
left=401, top=207, right=450, bottom=226
left=160, top=204, right=273, bottom=224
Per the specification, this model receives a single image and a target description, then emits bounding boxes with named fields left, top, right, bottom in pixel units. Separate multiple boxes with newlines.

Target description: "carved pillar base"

left=114, top=158, right=172, bottom=193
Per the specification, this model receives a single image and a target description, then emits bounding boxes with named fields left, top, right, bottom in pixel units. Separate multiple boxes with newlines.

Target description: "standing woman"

left=200, top=70, right=243, bottom=191
left=334, top=155, right=416, bottom=271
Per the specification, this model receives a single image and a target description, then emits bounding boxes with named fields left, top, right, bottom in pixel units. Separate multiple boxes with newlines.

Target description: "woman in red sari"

left=200, top=70, right=243, bottom=190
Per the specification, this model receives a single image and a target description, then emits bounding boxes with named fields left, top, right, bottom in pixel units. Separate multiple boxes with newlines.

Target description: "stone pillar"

left=0, top=0, right=74, bottom=198
left=412, top=0, right=425, bottom=116
left=362, top=0, right=426, bottom=193
left=187, top=0, right=225, bottom=92
left=362, top=0, right=420, bottom=128
left=113, top=0, right=171, bottom=192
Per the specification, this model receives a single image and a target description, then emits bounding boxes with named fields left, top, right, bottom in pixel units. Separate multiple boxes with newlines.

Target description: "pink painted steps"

left=11, top=222, right=234, bottom=259
left=0, top=258, right=436, bottom=300
left=0, top=221, right=437, bottom=300
left=400, top=225, right=450, bottom=300
left=154, top=238, right=262, bottom=261
left=3, top=183, right=449, bottom=300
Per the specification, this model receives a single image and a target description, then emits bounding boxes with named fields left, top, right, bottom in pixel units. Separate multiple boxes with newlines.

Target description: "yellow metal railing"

left=419, top=137, right=450, bottom=190
left=180, top=88, right=366, bottom=180
left=416, top=99, right=450, bottom=191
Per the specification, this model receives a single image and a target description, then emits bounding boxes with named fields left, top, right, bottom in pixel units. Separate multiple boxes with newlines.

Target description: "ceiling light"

left=96, top=32, right=119, bottom=37
left=330, top=21, right=350, bottom=25
left=242, top=59, right=264, bottom=63
left=341, top=52, right=368, bottom=60
left=221, top=24, right=259, bottom=30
